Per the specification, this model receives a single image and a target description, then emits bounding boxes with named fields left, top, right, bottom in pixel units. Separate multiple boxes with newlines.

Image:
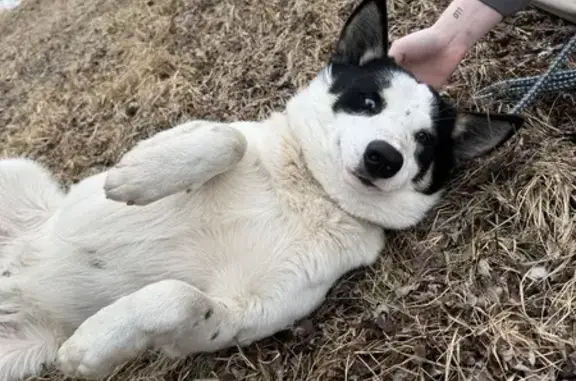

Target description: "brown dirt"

left=1, top=0, right=575, bottom=380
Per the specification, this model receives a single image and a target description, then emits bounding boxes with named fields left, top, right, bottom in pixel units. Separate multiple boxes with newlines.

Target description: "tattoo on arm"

left=453, top=7, right=463, bottom=19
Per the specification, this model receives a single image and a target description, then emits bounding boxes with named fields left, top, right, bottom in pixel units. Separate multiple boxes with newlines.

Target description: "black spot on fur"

left=1, top=270, right=11, bottom=277
left=210, top=330, right=219, bottom=340
left=89, top=258, right=105, bottom=269
left=0, top=308, right=17, bottom=315
left=204, top=308, right=213, bottom=320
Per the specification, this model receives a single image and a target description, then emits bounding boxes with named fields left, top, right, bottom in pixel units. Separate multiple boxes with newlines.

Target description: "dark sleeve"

left=479, top=0, right=532, bottom=16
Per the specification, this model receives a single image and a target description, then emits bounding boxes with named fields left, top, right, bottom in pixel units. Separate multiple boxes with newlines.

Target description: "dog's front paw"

left=104, top=159, right=168, bottom=206
left=103, top=123, right=247, bottom=206
left=57, top=315, right=146, bottom=379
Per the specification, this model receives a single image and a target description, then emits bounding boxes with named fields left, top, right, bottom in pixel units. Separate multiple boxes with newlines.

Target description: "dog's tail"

left=0, top=308, right=63, bottom=381
left=0, top=158, right=65, bottom=247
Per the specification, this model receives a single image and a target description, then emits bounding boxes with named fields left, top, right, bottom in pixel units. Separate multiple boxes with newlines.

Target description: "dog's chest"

left=190, top=151, right=372, bottom=264
left=185, top=123, right=368, bottom=249
left=190, top=154, right=383, bottom=343
left=191, top=134, right=382, bottom=293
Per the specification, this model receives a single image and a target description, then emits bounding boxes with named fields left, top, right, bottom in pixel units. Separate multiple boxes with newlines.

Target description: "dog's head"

left=286, top=0, right=524, bottom=229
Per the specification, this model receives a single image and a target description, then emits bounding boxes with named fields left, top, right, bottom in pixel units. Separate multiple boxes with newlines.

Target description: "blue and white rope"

left=474, top=33, right=576, bottom=113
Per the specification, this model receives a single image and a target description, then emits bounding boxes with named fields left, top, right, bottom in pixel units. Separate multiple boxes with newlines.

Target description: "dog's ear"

left=331, top=0, right=389, bottom=66
left=452, top=111, right=524, bottom=164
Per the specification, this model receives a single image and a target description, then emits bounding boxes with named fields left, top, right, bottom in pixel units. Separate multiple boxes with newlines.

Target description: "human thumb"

left=388, top=39, right=407, bottom=64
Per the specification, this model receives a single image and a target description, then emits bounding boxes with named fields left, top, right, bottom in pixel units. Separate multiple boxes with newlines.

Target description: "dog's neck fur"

left=271, top=112, right=362, bottom=222
left=260, top=111, right=354, bottom=219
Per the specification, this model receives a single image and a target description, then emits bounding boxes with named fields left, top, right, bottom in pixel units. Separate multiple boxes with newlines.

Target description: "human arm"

left=389, top=0, right=532, bottom=89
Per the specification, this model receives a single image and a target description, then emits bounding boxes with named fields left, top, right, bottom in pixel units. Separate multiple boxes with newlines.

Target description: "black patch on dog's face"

left=330, top=58, right=412, bottom=116
left=412, top=90, right=525, bottom=195
left=413, top=90, right=459, bottom=195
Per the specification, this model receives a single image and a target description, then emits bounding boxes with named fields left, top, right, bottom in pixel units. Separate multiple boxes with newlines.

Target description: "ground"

left=0, top=0, right=575, bottom=380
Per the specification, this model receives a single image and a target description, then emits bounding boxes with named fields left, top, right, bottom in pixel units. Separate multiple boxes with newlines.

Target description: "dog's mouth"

left=352, top=171, right=377, bottom=188
left=344, top=167, right=381, bottom=191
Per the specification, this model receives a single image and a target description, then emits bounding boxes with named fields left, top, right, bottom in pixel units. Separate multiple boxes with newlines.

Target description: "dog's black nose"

left=363, top=140, right=403, bottom=179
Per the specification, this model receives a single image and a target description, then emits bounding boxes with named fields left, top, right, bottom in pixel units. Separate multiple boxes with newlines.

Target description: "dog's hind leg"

left=104, top=122, right=247, bottom=206
left=0, top=158, right=65, bottom=247
left=56, top=279, right=239, bottom=380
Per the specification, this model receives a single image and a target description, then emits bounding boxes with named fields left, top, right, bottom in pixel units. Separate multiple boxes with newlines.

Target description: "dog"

left=0, top=0, right=524, bottom=379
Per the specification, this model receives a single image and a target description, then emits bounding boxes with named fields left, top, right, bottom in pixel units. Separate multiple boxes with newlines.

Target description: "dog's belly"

left=12, top=168, right=277, bottom=324
left=10, top=172, right=342, bottom=333
left=19, top=210, right=349, bottom=338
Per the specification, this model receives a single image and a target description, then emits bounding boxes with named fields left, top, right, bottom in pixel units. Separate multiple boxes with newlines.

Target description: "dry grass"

left=1, top=0, right=575, bottom=380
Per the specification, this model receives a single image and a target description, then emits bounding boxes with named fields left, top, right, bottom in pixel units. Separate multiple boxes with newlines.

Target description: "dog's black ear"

left=331, top=0, right=389, bottom=66
left=452, top=111, right=524, bottom=164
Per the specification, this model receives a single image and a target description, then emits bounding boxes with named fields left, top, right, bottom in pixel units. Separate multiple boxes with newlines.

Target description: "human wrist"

left=431, top=0, right=503, bottom=52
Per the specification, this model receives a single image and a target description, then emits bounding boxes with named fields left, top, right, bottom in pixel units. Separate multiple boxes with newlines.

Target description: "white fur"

left=0, top=68, right=441, bottom=380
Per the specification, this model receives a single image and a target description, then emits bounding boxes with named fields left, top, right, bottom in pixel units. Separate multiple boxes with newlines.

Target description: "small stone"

left=477, top=259, right=491, bottom=278
left=526, top=266, right=548, bottom=281
left=395, top=284, right=418, bottom=298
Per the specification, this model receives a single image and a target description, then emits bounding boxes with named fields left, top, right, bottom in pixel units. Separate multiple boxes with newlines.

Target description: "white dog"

left=0, top=1, right=524, bottom=380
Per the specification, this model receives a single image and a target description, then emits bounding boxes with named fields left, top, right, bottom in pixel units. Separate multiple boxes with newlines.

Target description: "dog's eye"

left=364, top=97, right=376, bottom=111
left=415, top=131, right=434, bottom=145
left=360, top=94, right=383, bottom=115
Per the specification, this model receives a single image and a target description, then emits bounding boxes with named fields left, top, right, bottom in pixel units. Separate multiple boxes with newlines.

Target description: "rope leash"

left=474, top=33, right=576, bottom=114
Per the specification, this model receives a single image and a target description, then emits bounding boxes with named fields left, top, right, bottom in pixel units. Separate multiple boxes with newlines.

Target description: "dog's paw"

left=103, top=123, right=247, bottom=206
left=104, top=159, right=169, bottom=206
left=57, top=339, right=112, bottom=379
left=57, top=315, right=145, bottom=379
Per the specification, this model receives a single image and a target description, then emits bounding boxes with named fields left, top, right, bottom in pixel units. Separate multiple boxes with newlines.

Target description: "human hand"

left=389, top=27, right=468, bottom=90
left=388, top=0, right=505, bottom=90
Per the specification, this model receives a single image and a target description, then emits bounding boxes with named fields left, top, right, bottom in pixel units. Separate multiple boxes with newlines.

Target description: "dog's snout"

left=363, top=140, right=403, bottom=179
